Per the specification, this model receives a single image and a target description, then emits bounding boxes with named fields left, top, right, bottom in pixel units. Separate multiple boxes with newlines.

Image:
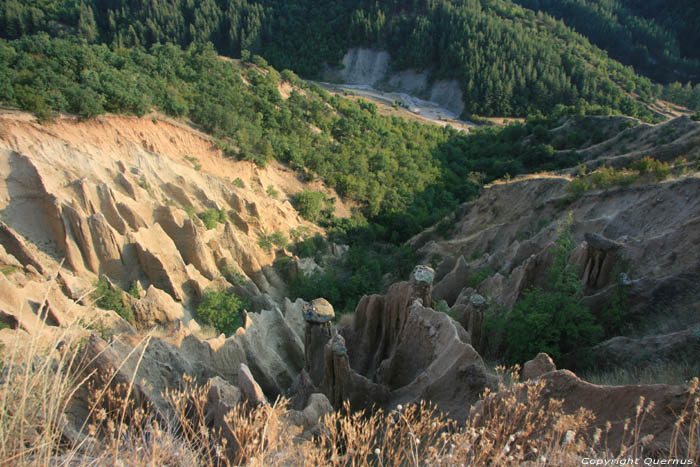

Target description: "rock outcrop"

left=522, top=352, right=557, bottom=380
left=411, top=137, right=700, bottom=367
left=299, top=266, right=491, bottom=422
left=0, top=112, right=348, bottom=331
left=539, top=370, right=691, bottom=456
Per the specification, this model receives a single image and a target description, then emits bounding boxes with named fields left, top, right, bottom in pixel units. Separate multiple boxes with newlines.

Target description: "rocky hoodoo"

left=411, top=118, right=700, bottom=366
left=297, top=266, right=492, bottom=422
left=64, top=297, right=308, bottom=432
left=303, top=298, right=336, bottom=388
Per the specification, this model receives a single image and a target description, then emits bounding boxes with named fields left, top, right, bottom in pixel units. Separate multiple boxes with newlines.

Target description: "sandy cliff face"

left=0, top=112, right=348, bottom=316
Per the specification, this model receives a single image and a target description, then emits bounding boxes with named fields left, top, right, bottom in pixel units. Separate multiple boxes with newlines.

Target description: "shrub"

left=196, top=290, right=244, bottom=336
left=567, top=177, right=589, bottom=196
left=183, top=155, right=201, bottom=170
left=632, top=157, right=671, bottom=181
left=292, top=190, right=327, bottom=223
left=197, top=209, right=227, bottom=229
left=127, top=281, right=140, bottom=298
left=183, top=205, right=196, bottom=218
left=138, top=175, right=153, bottom=197
left=274, top=257, right=293, bottom=277
left=435, top=299, right=450, bottom=316
left=435, top=218, right=454, bottom=237
left=257, top=234, right=273, bottom=252
left=266, top=185, right=279, bottom=199
left=467, top=268, right=495, bottom=288
left=232, top=178, right=245, bottom=188
left=0, top=265, right=19, bottom=276
left=292, top=233, right=328, bottom=260
left=92, top=278, right=134, bottom=323
left=489, top=215, right=602, bottom=364
left=270, top=230, right=288, bottom=248
left=220, top=265, right=247, bottom=286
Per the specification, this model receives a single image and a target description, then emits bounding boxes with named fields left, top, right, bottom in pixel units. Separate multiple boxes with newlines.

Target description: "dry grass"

left=581, top=361, right=700, bottom=387
left=1, top=296, right=698, bottom=466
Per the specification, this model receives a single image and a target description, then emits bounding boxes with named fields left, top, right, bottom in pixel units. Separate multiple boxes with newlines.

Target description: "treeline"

left=663, top=82, right=700, bottom=111
left=512, top=0, right=700, bottom=85
left=1, top=0, right=662, bottom=120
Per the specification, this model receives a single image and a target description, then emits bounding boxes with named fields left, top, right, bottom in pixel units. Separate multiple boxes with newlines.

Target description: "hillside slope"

left=0, top=111, right=349, bottom=317
left=410, top=116, right=700, bottom=370
left=0, top=0, right=666, bottom=119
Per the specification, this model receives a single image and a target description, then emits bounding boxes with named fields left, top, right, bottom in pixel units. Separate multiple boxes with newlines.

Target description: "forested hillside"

left=512, top=0, right=700, bottom=84
left=0, top=0, right=665, bottom=119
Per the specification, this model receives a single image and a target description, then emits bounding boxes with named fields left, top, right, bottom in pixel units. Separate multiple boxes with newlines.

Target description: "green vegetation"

left=467, top=268, right=495, bottom=288
left=92, top=278, right=134, bottom=323
left=138, top=175, right=153, bottom=197
left=220, top=265, right=247, bottom=286
left=567, top=157, right=673, bottom=196
left=0, top=265, right=19, bottom=276
left=0, top=0, right=667, bottom=119
left=598, top=269, right=631, bottom=340
left=127, top=281, right=140, bottom=299
left=269, top=230, right=288, bottom=249
left=183, top=205, right=196, bottom=219
left=0, top=33, right=664, bottom=245
left=512, top=0, right=700, bottom=85
left=290, top=233, right=328, bottom=262
left=292, top=191, right=334, bottom=224
left=486, top=215, right=602, bottom=364
left=196, top=290, right=244, bottom=336
left=266, top=185, right=279, bottom=199
left=197, top=209, right=227, bottom=230
left=289, top=241, right=416, bottom=316
left=257, top=230, right=287, bottom=252
left=0, top=5, right=683, bottom=330
left=435, top=299, right=451, bottom=316
left=183, top=155, right=201, bottom=171
left=631, top=157, right=671, bottom=181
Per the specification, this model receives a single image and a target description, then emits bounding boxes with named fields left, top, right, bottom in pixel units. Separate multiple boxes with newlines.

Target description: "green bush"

left=487, top=215, right=602, bottom=364
left=127, top=281, right=140, bottom=298
left=292, top=190, right=326, bottom=223
left=92, top=278, right=134, bottom=323
left=266, top=185, right=279, bottom=199
left=435, top=299, right=450, bottom=315
left=197, top=209, right=227, bottom=229
left=220, top=265, right=247, bottom=286
left=292, top=233, right=328, bottom=260
left=270, top=230, right=288, bottom=249
left=257, top=234, right=273, bottom=252
left=467, top=268, right=495, bottom=288
left=232, top=178, right=245, bottom=188
left=183, top=205, right=196, bottom=218
left=632, top=157, right=670, bottom=181
left=196, top=290, right=244, bottom=336
left=567, top=166, right=640, bottom=196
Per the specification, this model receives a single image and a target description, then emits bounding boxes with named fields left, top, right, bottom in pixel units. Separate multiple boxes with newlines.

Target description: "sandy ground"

left=316, top=82, right=477, bottom=132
